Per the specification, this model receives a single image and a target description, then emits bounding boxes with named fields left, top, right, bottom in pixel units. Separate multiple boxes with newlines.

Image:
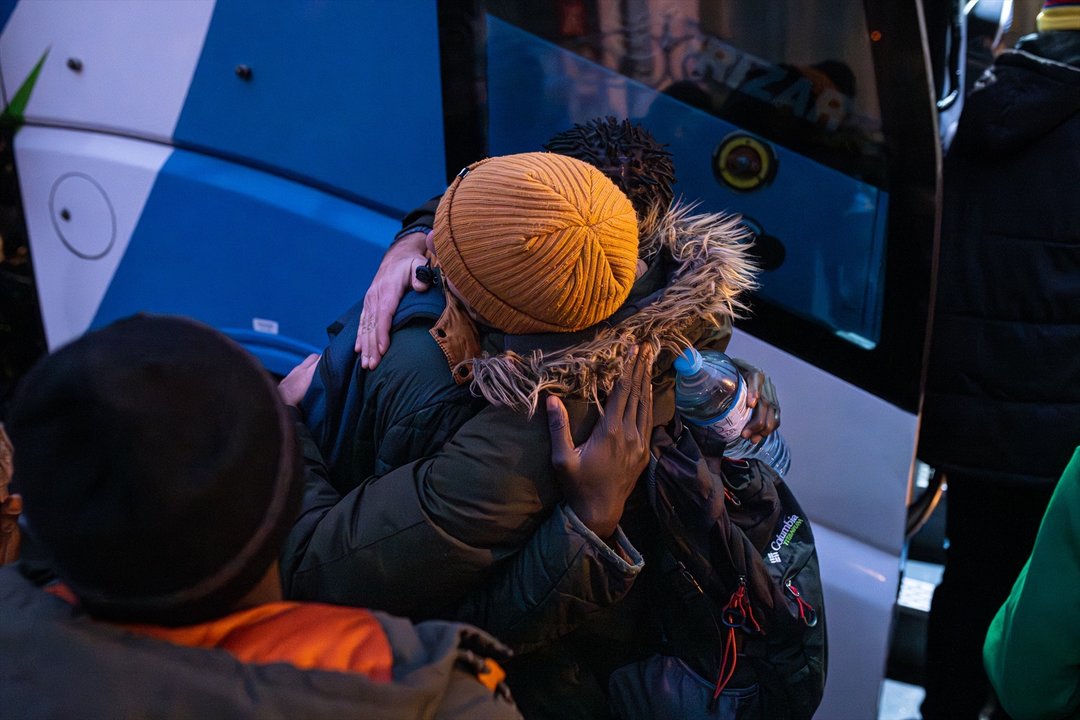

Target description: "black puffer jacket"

left=920, top=31, right=1080, bottom=485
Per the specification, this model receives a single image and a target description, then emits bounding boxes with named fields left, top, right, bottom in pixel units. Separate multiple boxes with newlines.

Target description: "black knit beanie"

left=8, top=315, right=301, bottom=626
left=543, top=116, right=676, bottom=219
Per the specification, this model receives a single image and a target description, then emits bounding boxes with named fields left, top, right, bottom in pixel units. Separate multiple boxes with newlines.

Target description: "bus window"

left=484, top=0, right=889, bottom=351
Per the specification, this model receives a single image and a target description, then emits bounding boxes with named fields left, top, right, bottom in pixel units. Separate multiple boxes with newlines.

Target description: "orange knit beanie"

left=433, top=152, right=639, bottom=334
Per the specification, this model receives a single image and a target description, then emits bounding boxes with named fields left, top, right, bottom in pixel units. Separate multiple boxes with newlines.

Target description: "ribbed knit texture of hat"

left=8, top=315, right=301, bottom=626
left=1038, top=0, right=1080, bottom=30
left=433, top=152, right=639, bottom=334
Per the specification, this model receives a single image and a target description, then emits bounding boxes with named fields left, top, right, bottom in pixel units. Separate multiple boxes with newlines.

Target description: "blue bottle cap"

left=673, top=346, right=702, bottom=375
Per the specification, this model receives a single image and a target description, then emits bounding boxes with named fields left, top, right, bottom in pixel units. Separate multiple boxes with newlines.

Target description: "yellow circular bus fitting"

left=713, top=134, right=777, bottom=192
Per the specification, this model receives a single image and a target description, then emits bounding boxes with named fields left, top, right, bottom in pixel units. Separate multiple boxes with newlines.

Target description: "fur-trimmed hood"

left=466, top=201, right=759, bottom=414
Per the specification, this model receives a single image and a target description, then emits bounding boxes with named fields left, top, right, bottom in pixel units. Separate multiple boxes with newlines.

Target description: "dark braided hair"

left=544, top=117, right=676, bottom=219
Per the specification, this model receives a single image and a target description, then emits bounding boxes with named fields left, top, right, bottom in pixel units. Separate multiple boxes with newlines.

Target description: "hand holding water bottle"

left=673, top=347, right=791, bottom=477
left=731, top=357, right=782, bottom=444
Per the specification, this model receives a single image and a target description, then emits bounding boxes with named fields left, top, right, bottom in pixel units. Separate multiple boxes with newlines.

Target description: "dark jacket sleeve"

left=452, top=502, right=643, bottom=653
left=281, top=402, right=644, bottom=651
left=282, top=403, right=558, bottom=612
left=397, top=197, right=441, bottom=236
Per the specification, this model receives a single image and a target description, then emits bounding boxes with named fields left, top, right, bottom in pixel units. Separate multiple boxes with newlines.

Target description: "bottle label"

left=694, top=377, right=752, bottom=442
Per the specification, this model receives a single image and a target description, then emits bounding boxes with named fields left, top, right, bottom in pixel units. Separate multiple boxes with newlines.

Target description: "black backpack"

left=608, top=419, right=827, bottom=720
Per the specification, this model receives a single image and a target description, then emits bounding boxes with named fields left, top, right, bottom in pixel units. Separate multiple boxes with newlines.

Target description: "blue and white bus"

left=1, top=1, right=997, bottom=716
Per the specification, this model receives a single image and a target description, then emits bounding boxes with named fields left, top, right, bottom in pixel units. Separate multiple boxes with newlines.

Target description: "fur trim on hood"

left=467, top=201, right=759, bottom=415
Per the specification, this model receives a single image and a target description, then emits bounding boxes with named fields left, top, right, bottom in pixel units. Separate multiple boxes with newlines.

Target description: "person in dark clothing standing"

left=918, top=3, right=1080, bottom=717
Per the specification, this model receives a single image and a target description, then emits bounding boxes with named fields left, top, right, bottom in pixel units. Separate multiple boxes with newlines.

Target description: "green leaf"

left=2, top=48, right=49, bottom=124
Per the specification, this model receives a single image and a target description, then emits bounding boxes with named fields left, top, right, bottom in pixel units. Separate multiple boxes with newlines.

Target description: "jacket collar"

left=464, top=203, right=759, bottom=414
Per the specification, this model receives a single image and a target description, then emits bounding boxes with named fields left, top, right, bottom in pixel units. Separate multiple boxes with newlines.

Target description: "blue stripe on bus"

left=174, top=0, right=446, bottom=215
left=92, top=148, right=400, bottom=373
left=0, top=0, right=17, bottom=37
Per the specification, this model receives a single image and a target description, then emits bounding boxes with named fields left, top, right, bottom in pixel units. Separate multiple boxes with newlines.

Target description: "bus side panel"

left=813, top=524, right=902, bottom=719
left=90, top=146, right=399, bottom=374
left=1, top=0, right=448, bottom=211
left=13, top=127, right=172, bottom=350
left=172, top=0, right=447, bottom=212
left=726, top=332, right=914, bottom=720
left=14, top=125, right=397, bottom=373
left=725, top=333, right=916, bottom=555
left=0, top=0, right=18, bottom=53
left=0, top=0, right=215, bottom=140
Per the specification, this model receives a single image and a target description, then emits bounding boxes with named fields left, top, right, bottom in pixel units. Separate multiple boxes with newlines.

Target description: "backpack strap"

left=391, top=290, right=446, bottom=331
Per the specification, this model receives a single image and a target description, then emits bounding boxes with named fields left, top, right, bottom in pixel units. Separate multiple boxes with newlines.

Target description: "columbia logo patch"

left=767, top=551, right=782, bottom=564
left=771, top=514, right=804, bottom=552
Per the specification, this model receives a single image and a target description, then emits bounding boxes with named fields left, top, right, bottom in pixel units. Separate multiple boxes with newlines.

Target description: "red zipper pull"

left=711, top=577, right=760, bottom=709
left=785, top=579, right=818, bottom=627
left=721, top=576, right=762, bottom=633
left=723, top=485, right=742, bottom=507
left=710, top=624, right=737, bottom=709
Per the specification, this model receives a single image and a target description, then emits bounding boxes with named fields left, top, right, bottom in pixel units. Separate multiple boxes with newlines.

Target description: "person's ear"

left=636, top=259, right=648, bottom=279
left=425, top=230, right=436, bottom=257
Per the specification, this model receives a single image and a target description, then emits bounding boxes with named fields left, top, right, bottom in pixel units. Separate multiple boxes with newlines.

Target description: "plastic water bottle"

left=673, top=346, right=791, bottom=477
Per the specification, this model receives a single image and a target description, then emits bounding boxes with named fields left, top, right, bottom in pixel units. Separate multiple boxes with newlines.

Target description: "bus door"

left=443, top=2, right=940, bottom=716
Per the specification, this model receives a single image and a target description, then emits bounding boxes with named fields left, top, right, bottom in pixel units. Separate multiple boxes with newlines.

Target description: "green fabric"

left=984, top=447, right=1080, bottom=720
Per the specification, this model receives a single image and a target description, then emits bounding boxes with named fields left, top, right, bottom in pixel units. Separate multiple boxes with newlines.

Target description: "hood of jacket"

left=953, top=32, right=1080, bottom=157
left=465, top=202, right=759, bottom=415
